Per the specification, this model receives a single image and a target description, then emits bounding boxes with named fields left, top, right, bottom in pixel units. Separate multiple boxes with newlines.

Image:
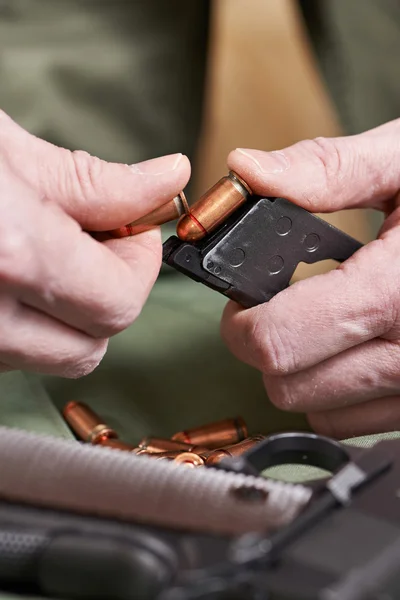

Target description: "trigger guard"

left=240, top=432, right=351, bottom=475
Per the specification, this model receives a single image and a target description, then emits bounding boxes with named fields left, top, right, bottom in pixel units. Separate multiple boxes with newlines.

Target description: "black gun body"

left=0, top=439, right=398, bottom=600
left=267, top=449, right=400, bottom=599
left=0, top=500, right=231, bottom=600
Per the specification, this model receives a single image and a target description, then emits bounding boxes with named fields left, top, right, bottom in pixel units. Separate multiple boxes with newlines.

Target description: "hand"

left=221, top=118, right=400, bottom=439
left=0, top=111, right=190, bottom=377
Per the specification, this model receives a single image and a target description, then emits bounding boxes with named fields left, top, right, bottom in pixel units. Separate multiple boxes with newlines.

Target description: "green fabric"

left=43, top=271, right=310, bottom=441
left=0, top=2, right=399, bottom=596
left=0, top=0, right=209, bottom=165
left=299, top=0, right=400, bottom=135
left=0, top=372, right=72, bottom=439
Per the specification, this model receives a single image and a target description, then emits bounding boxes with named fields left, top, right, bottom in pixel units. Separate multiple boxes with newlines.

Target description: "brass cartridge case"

left=176, top=171, right=252, bottom=242
left=140, top=450, right=184, bottom=460
left=138, top=436, right=209, bottom=454
left=140, top=450, right=205, bottom=467
left=63, top=401, right=117, bottom=444
left=109, top=192, right=189, bottom=238
left=205, top=435, right=265, bottom=466
left=173, top=452, right=205, bottom=468
left=171, top=417, right=248, bottom=449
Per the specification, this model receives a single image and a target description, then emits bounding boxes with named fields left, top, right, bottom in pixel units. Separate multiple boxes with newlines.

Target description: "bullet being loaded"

left=171, top=417, right=248, bottom=450
left=177, top=171, right=252, bottom=242
left=109, top=192, right=189, bottom=238
left=204, top=435, right=266, bottom=466
left=63, top=401, right=118, bottom=444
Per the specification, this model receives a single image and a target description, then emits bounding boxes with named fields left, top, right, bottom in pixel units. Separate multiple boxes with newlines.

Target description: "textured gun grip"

left=0, top=427, right=311, bottom=535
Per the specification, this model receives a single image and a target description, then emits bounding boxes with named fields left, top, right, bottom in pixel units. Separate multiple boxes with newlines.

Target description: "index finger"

left=227, top=118, right=400, bottom=213
left=0, top=111, right=191, bottom=230
left=10, top=199, right=163, bottom=339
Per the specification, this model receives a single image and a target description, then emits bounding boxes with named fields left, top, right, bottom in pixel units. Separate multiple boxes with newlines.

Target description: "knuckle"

left=378, top=340, right=400, bottom=385
left=309, top=137, right=343, bottom=179
left=70, top=150, right=105, bottom=203
left=295, top=137, right=347, bottom=207
left=250, top=314, right=298, bottom=376
left=0, top=227, right=29, bottom=285
left=341, top=239, right=397, bottom=334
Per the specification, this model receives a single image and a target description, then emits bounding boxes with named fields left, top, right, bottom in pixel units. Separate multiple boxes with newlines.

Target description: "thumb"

left=227, top=118, right=400, bottom=213
left=0, top=110, right=191, bottom=230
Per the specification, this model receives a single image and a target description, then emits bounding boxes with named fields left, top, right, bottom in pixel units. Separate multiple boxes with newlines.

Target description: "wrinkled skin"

left=0, top=110, right=190, bottom=377
left=222, top=118, right=400, bottom=439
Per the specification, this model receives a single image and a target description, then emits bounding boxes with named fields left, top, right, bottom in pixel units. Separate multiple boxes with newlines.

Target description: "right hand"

left=0, top=110, right=190, bottom=377
left=221, top=118, right=400, bottom=439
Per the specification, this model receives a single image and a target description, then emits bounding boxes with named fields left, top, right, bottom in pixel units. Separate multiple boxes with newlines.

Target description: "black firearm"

left=0, top=427, right=398, bottom=600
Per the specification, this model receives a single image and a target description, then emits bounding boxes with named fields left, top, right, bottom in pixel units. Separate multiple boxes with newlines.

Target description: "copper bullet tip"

left=62, top=400, right=79, bottom=418
left=176, top=213, right=207, bottom=242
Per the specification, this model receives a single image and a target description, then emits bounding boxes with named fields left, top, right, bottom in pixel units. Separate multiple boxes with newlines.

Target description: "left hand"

left=0, top=110, right=190, bottom=377
left=221, top=119, right=400, bottom=439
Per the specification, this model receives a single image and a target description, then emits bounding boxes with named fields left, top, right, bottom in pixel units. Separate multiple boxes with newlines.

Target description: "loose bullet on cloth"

left=138, top=436, right=209, bottom=454
left=63, top=401, right=118, bottom=444
left=61, top=403, right=260, bottom=470
left=172, top=417, right=248, bottom=449
left=204, top=436, right=265, bottom=466
left=99, top=438, right=140, bottom=453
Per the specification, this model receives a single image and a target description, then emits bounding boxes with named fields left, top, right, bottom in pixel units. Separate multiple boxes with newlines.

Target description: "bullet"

left=173, top=452, right=205, bottom=468
left=63, top=401, right=118, bottom=444
left=109, top=192, right=189, bottom=238
left=138, top=450, right=205, bottom=468
left=138, top=436, right=209, bottom=454
left=205, top=435, right=265, bottom=466
left=176, top=171, right=252, bottom=242
left=171, top=417, right=248, bottom=450
left=140, top=450, right=184, bottom=461
left=99, top=438, right=140, bottom=453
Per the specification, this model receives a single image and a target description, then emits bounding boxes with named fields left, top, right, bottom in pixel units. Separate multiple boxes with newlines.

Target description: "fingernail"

left=236, top=148, right=289, bottom=173
left=130, top=153, right=183, bottom=175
